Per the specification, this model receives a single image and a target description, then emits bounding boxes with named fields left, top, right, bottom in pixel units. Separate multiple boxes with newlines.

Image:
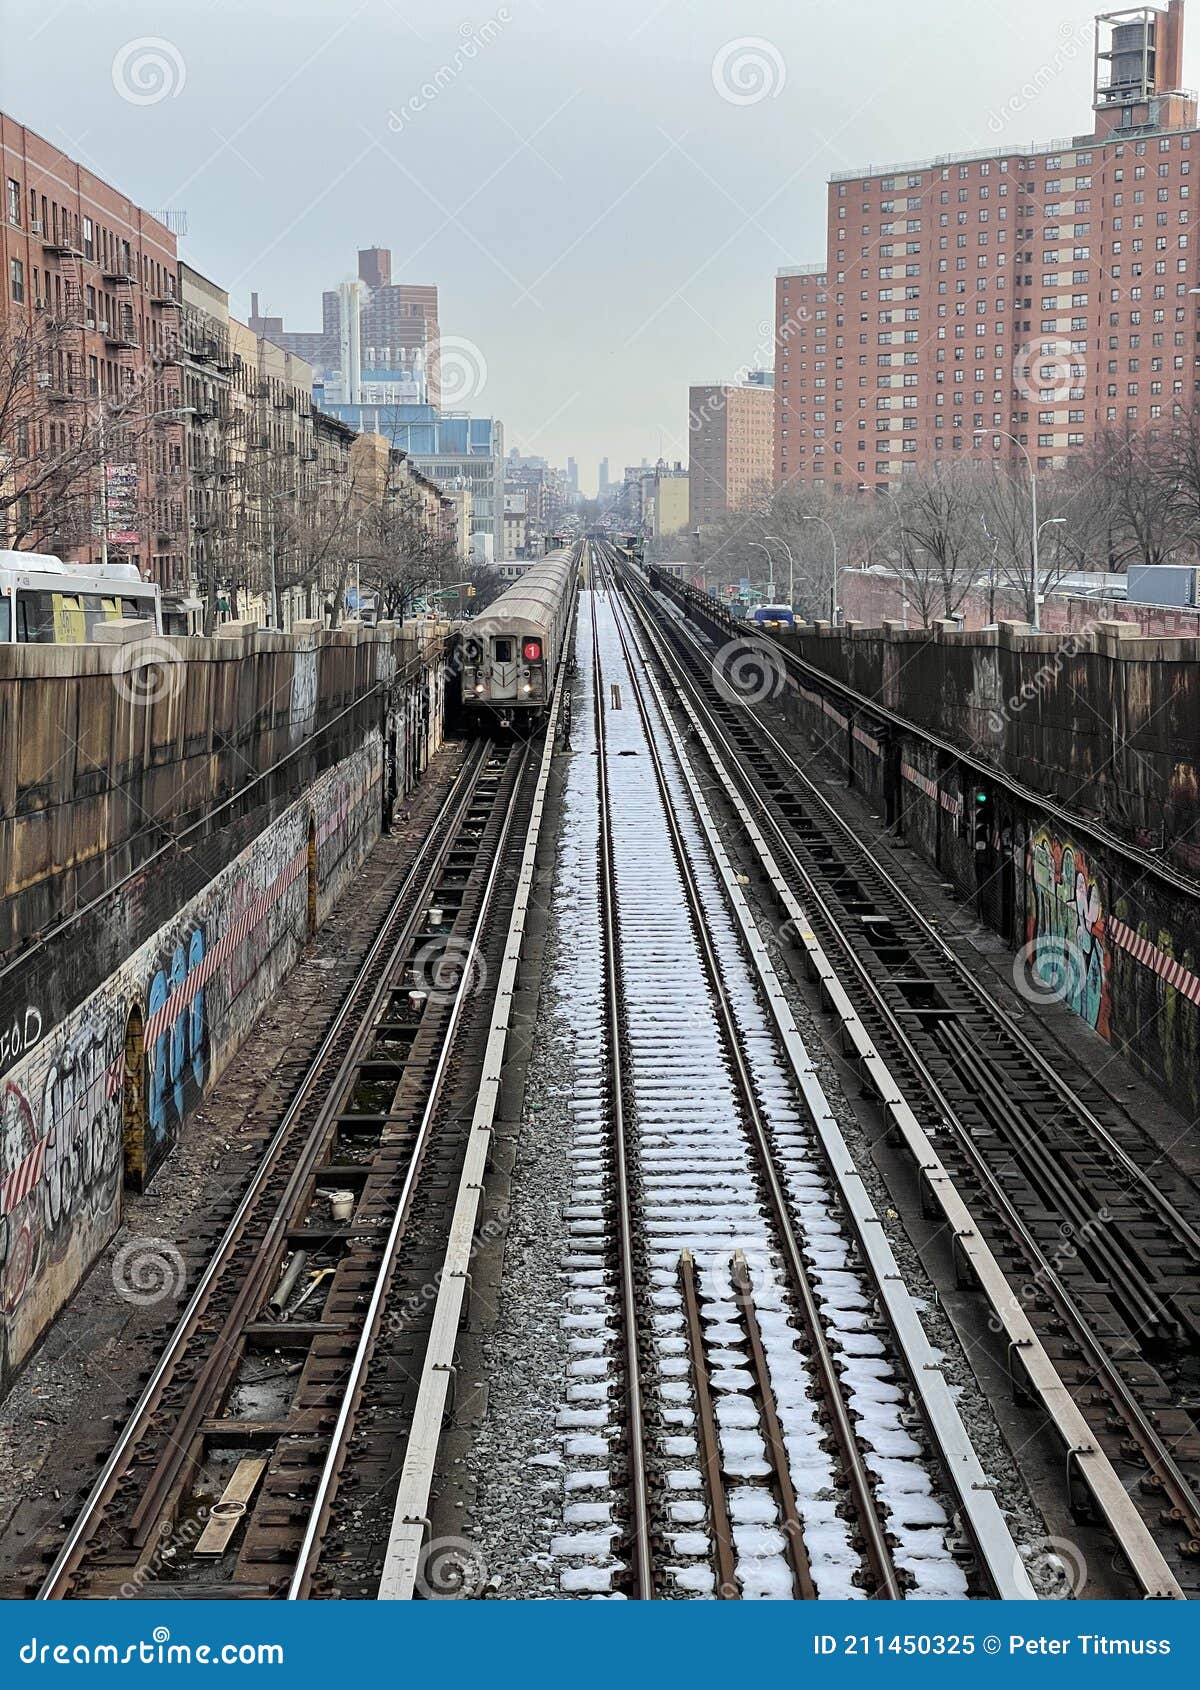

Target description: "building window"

left=6, top=178, right=19, bottom=225
left=10, top=257, right=24, bottom=304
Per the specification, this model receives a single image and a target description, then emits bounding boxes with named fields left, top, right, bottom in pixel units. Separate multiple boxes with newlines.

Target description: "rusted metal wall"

left=0, top=619, right=447, bottom=1391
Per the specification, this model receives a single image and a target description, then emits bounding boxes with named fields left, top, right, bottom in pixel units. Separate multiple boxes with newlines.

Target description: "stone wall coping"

left=790, top=616, right=1200, bottom=663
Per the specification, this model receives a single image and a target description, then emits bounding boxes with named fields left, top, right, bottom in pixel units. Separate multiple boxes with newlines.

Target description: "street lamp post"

left=748, top=541, right=775, bottom=601
left=973, top=427, right=1048, bottom=630
left=801, top=515, right=839, bottom=623
left=765, top=533, right=795, bottom=610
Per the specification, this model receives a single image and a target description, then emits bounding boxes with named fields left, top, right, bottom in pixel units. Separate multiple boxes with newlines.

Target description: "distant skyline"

left=3, top=0, right=1196, bottom=487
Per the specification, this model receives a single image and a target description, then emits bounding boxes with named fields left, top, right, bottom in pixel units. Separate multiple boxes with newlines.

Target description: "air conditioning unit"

left=31, top=218, right=42, bottom=234
left=86, top=316, right=96, bottom=329
left=98, top=319, right=109, bottom=334
left=37, top=372, right=50, bottom=388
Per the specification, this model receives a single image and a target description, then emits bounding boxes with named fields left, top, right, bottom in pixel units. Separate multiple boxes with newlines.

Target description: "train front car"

left=458, top=548, right=579, bottom=729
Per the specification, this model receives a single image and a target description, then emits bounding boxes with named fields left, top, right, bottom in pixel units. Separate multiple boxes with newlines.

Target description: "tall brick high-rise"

left=776, top=0, right=1200, bottom=494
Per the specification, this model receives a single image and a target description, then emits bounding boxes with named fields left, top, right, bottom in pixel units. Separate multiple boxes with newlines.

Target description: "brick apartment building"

left=688, top=377, right=775, bottom=528
left=775, top=0, right=1200, bottom=494
left=0, top=112, right=187, bottom=588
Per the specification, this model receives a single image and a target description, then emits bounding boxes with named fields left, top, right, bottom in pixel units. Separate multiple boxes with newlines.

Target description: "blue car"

left=750, top=604, right=795, bottom=630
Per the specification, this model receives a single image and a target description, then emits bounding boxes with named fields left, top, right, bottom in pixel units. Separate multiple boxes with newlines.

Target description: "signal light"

left=523, top=639, right=543, bottom=662
left=972, top=785, right=992, bottom=853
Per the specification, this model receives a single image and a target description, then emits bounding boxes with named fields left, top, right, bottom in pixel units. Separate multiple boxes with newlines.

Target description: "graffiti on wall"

left=1027, top=826, right=1111, bottom=1039
left=147, top=927, right=207, bottom=1154
left=0, top=1005, right=43, bottom=1081
left=291, top=648, right=318, bottom=744
left=0, top=1014, right=124, bottom=1381
left=0, top=733, right=385, bottom=1387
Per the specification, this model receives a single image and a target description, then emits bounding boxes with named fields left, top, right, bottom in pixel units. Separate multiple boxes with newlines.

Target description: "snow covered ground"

left=469, top=588, right=1004, bottom=1599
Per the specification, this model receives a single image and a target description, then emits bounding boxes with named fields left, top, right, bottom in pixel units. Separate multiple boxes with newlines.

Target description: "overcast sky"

left=2, top=0, right=1193, bottom=491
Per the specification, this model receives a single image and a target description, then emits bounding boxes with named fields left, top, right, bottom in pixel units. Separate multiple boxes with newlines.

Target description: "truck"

left=1125, top=563, right=1200, bottom=608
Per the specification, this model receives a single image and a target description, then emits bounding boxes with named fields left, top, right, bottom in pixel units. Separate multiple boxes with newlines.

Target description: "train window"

left=0, top=594, right=9, bottom=643
left=522, top=638, right=543, bottom=662
left=463, top=637, right=483, bottom=665
left=493, top=638, right=513, bottom=662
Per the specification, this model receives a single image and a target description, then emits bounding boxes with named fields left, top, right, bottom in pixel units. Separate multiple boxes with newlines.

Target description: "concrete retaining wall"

left=0, top=619, right=447, bottom=1390
left=650, top=567, right=1200, bottom=1124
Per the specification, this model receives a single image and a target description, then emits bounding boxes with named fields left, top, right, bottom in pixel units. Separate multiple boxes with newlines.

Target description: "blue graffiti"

left=148, top=929, right=207, bottom=1146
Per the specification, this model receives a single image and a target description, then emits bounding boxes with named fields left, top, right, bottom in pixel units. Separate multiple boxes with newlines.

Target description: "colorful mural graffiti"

left=0, top=735, right=385, bottom=1391
left=147, top=927, right=207, bottom=1160
left=1027, top=826, right=1112, bottom=1039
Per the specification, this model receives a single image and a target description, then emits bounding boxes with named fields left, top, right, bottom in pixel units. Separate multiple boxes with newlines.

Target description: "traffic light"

left=972, top=785, right=993, bottom=855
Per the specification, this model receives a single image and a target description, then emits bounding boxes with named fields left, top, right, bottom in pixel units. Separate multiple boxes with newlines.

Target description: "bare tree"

left=1080, top=422, right=1189, bottom=571
left=0, top=315, right=162, bottom=556
left=886, top=469, right=985, bottom=627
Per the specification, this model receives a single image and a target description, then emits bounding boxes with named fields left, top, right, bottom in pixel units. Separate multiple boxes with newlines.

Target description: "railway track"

left=619, top=550, right=1199, bottom=1598
left=557, top=543, right=1033, bottom=1599
left=36, top=736, right=532, bottom=1601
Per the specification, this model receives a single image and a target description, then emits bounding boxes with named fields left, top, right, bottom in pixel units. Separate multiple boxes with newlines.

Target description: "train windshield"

left=494, top=638, right=513, bottom=662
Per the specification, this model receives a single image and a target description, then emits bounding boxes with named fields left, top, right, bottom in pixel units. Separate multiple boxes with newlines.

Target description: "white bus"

left=0, top=551, right=162, bottom=644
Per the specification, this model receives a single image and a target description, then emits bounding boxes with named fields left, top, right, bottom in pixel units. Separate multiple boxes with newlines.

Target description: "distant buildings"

left=504, top=448, right=574, bottom=548
left=249, top=248, right=440, bottom=406
left=775, top=0, right=1200, bottom=492
left=599, top=457, right=610, bottom=498
left=0, top=112, right=454, bottom=619
left=688, top=379, right=775, bottom=528
left=502, top=490, right=528, bottom=557
left=316, top=406, right=504, bottom=539
left=625, top=460, right=688, bottom=537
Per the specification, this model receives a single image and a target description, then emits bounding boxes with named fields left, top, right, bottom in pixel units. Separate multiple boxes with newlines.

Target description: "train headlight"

left=474, top=683, right=484, bottom=695
left=522, top=683, right=533, bottom=695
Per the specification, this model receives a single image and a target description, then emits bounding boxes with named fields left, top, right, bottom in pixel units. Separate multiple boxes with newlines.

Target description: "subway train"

left=455, top=546, right=580, bottom=727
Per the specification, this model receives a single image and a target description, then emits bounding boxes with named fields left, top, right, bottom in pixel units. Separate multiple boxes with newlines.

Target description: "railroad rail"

left=37, top=736, right=531, bottom=1600
left=581, top=543, right=1034, bottom=1600
left=617, top=550, right=1195, bottom=1598
left=375, top=567, right=577, bottom=1599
